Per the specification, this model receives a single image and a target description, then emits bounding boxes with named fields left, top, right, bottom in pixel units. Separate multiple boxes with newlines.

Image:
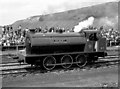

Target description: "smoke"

left=74, top=16, right=95, bottom=32
left=73, top=15, right=118, bottom=32
left=98, top=15, right=118, bottom=28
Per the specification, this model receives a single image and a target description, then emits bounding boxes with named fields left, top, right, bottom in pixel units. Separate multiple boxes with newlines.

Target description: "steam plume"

left=74, top=16, right=94, bottom=32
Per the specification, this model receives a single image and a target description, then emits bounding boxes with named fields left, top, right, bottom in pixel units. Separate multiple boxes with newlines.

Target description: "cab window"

left=89, top=33, right=98, bottom=41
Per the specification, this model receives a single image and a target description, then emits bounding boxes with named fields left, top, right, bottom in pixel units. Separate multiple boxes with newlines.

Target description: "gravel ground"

left=2, top=65, right=118, bottom=87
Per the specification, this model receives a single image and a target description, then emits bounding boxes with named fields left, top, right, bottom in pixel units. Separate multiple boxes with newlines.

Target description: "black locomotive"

left=18, top=29, right=107, bottom=70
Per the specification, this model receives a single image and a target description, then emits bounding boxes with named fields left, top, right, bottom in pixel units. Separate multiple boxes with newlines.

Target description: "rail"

left=0, top=55, right=119, bottom=75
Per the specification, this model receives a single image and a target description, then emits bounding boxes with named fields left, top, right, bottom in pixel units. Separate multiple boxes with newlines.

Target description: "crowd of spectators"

left=0, top=25, right=120, bottom=47
left=0, top=25, right=26, bottom=47
left=101, top=28, right=120, bottom=41
left=31, top=26, right=74, bottom=33
left=0, top=25, right=71, bottom=47
left=99, top=27, right=120, bottom=46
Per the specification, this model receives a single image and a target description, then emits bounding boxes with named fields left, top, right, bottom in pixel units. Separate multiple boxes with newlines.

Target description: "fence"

left=1, top=45, right=25, bottom=51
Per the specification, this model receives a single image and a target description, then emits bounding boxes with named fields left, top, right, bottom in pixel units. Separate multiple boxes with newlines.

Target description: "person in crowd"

left=49, top=27, right=54, bottom=32
left=1, top=25, right=120, bottom=48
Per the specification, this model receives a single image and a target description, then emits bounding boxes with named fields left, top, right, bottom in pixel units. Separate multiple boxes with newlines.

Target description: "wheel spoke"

left=61, top=55, right=73, bottom=69
left=43, top=56, right=56, bottom=70
left=76, top=55, right=87, bottom=68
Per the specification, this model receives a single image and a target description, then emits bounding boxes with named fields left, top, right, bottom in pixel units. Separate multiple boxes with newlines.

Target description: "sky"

left=0, top=0, right=117, bottom=26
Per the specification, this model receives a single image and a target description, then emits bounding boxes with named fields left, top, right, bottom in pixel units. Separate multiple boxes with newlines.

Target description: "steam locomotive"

left=18, top=29, right=107, bottom=70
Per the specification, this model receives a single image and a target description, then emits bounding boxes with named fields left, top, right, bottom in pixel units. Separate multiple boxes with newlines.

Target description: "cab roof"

left=83, top=30, right=100, bottom=33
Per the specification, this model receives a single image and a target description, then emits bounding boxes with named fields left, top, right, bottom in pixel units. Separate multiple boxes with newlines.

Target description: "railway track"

left=1, top=55, right=119, bottom=76
left=1, top=55, right=119, bottom=67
